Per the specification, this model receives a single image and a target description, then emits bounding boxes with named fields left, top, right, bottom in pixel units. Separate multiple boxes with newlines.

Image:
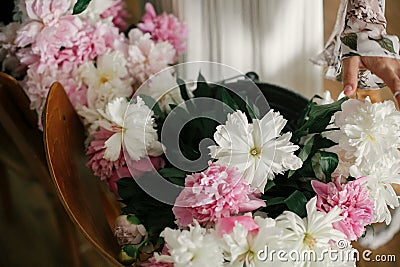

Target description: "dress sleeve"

left=311, top=0, right=400, bottom=89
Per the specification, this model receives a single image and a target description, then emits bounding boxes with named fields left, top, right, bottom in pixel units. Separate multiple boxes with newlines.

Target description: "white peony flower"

left=139, top=70, right=183, bottom=112
left=327, top=98, right=400, bottom=166
left=219, top=217, right=282, bottom=267
left=276, top=197, right=345, bottom=251
left=79, top=50, right=133, bottom=111
left=101, top=97, right=163, bottom=161
left=275, top=197, right=355, bottom=267
left=156, top=222, right=224, bottom=267
left=209, top=110, right=302, bottom=192
left=350, top=153, right=400, bottom=224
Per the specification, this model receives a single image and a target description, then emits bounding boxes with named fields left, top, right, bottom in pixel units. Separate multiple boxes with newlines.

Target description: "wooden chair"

left=43, top=82, right=123, bottom=266
left=0, top=72, right=81, bottom=266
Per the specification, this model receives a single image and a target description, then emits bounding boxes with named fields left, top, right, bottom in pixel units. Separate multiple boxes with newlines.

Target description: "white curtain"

left=153, top=0, right=324, bottom=97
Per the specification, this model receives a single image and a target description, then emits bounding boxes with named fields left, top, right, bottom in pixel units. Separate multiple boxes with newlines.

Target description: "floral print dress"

left=312, top=0, right=400, bottom=89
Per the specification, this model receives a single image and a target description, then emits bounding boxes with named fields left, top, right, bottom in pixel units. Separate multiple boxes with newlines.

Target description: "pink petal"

left=239, top=199, right=266, bottom=213
left=311, top=180, right=329, bottom=198
left=15, top=22, right=43, bottom=47
left=144, top=3, right=156, bottom=18
left=216, top=216, right=259, bottom=237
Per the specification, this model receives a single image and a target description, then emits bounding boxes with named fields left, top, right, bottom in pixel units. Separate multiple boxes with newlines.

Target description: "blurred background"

left=0, top=0, right=399, bottom=266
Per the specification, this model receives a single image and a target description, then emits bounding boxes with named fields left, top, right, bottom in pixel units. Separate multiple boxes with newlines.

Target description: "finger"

left=342, top=57, right=360, bottom=96
left=370, top=66, right=400, bottom=107
left=370, top=65, right=400, bottom=93
left=362, top=57, right=400, bottom=93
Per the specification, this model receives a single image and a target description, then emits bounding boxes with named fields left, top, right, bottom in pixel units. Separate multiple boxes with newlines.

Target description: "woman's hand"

left=342, top=56, right=400, bottom=104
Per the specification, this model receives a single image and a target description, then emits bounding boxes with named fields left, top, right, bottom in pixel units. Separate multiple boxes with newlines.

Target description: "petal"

left=15, top=22, right=44, bottom=47
left=103, top=132, right=122, bottom=161
left=216, top=216, right=259, bottom=237
left=107, top=97, right=129, bottom=126
left=97, top=51, right=128, bottom=78
left=311, top=180, right=329, bottom=198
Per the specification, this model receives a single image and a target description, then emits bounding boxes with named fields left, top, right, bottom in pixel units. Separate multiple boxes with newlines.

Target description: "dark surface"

left=223, top=79, right=309, bottom=131
left=0, top=0, right=14, bottom=24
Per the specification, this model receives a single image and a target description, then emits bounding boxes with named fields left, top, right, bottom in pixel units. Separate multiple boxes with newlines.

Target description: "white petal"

left=106, top=97, right=129, bottom=126
left=103, top=133, right=122, bottom=161
left=97, top=51, right=128, bottom=78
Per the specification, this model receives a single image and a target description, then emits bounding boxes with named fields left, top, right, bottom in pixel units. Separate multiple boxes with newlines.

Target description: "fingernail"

left=343, top=85, right=353, bottom=95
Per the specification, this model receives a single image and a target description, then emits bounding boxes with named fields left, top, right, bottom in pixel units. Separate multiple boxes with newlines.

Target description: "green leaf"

left=168, top=177, right=185, bottom=187
left=312, top=135, right=337, bottom=150
left=293, top=97, right=348, bottom=141
left=158, top=168, right=187, bottom=178
left=217, top=87, right=239, bottom=112
left=127, top=215, right=141, bottom=225
left=245, top=96, right=260, bottom=120
left=138, top=94, right=165, bottom=120
left=318, top=151, right=339, bottom=180
left=266, top=197, right=286, bottom=206
left=298, top=135, right=315, bottom=162
left=374, top=38, right=396, bottom=53
left=341, top=33, right=358, bottom=51
left=169, top=104, right=178, bottom=110
left=198, top=72, right=206, bottom=83
left=289, top=135, right=315, bottom=178
left=311, top=151, right=338, bottom=180
left=263, top=180, right=276, bottom=192
left=284, top=190, right=307, bottom=217
left=122, top=244, right=139, bottom=259
left=158, top=168, right=187, bottom=187
left=193, top=72, right=213, bottom=98
left=177, top=78, right=190, bottom=101
left=307, top=98, right=347, bottom=124
left=72, top=0, right=92, bottom=14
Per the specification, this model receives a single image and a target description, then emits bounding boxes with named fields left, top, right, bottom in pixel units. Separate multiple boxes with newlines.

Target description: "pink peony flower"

left=87, top=128, right=126, bottom=178
left=14, top=0, right=127, bottom=128
left=216, top=215, right=259, bottom=237
left=21, top=62, right=85, bottom=129
left=138, top=3, right=188, bottom=54
left=16, top=1, right=81, bottom=67
left=87, top=127, right=165, bottom=196
left=311, top=177, right=375, bottom=241
left=125, top=154, right=165, bottom=178
left=100, top=0, right=130, bottom=31
left=24, top=0, right=71, bottom=24
left=172, top=163, right=266, bottom=228
left=126, top=29, right=176, bottom=84
left=75, top=20, right=125, bottom=64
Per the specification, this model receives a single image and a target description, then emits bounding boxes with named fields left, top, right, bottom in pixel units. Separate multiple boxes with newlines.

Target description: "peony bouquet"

left=108, top=68, right=400, bottom=266
left=2, top=1, right=400, bottom=267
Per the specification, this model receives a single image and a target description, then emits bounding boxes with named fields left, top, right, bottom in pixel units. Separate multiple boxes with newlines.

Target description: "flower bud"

left=115, top=215, right=147, bottom=245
